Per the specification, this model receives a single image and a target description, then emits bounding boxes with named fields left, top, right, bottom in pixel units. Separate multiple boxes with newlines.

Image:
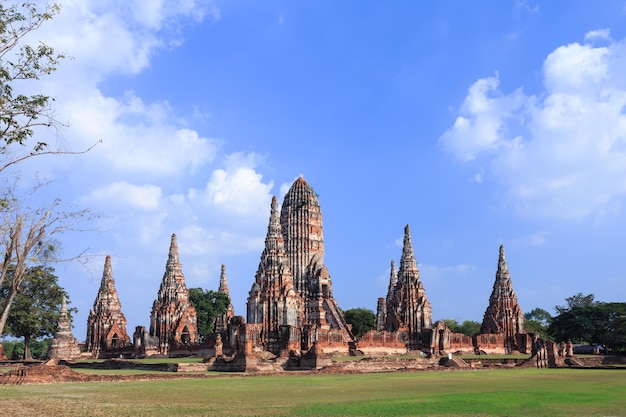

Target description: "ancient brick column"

left=279, top=177, right=324, bottom=300
left=480, top=245, right=525, bottom=351
left=247, top=196, right=304, bottom=353
left=279, top=178, right=352, bottom=341
left=384, top=225, right=432, bottom=334
left=149, top=234, right=199, bottom=354
left=47, top=296, right=82, bottom=361
left=215, top=264, right=235, bottom=333
left=86, top=255, right=130, bottom=356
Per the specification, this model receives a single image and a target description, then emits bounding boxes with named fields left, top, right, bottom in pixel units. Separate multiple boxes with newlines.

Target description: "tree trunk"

left=23, top=333, right=32, bottom=361
left=0, top=286, right=18, bottom=336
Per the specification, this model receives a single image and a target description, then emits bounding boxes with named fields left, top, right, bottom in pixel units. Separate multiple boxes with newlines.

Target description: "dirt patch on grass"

left=0, top=362, right=91, bottom=385
left=0, top=361, right=224, bottom=385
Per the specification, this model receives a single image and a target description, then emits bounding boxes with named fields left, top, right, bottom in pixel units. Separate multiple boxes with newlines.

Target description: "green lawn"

left=1, top=368, right=624, bottom=416
left=75, top=357, right=204, bottom=364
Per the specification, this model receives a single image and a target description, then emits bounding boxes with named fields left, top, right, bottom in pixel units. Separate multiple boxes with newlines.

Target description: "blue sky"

left=10, top=0, right=626, bottom=341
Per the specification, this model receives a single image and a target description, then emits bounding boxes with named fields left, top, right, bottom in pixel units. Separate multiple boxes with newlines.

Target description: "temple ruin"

left=245, top=179, right=353, bottom=358
left=214, top=264, right=235, bottom=333
left=73, top=176, right=532, bottom=366
left=148, top=234, right=199, bottom=355
left=247, top=196, right=304, bottom=354
left=46, top=296, right=82, bottom=361
left=279, top=178, right=353, bottom=344
left=362, top=235, right=529, bottom=356
left=362, top=225, right=440, bottom=355
left=85, top=255, right=130, bottom=357
left=477, top=244, right=527, bottom=353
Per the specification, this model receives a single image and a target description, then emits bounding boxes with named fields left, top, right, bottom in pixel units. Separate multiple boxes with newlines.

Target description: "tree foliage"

left=443, top=319, right=482, bottom=336
left=555, top=292, right=596, bottom=314
left=524, top=307, right=552, bottom=337
left=0, top=2, right=70, bottom=172
left=343, top=308, right=376, bottom=339
left=548, top=295, right=626, bottom=352
left=0, top=265, right=72, bottom=359
left=188, top=288, right=230, bottom=340
left=1, top=337, right=51, bottom=359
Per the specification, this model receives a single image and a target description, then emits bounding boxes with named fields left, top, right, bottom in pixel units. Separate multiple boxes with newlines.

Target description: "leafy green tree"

left=548, top=301, right=626, bottom=352
left=0, top=265, right=73, bottom=360
left=443, top=319, right=481, bottom=336
left=555, top=293, right=596, bottom=314
left=524, top=308, right=552, bottom=337
left=1, top=339, right=23, bottom=359
left=343, top=308, right=376, bottom=339
left=188, top=288, right=230, bottom=341
left=0, top=2, right=67, bottom=173
left=1, top=338, right=52, bottom=359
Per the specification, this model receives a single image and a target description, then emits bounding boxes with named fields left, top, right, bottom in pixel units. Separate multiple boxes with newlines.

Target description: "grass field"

left=2, top=368, right=625, bottom=416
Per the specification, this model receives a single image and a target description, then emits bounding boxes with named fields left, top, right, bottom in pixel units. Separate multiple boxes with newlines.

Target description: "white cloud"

left=189, top=155, right=274, bottom=216
left=512, top=231, right=550, bottom=246
left=21, top=0, right=222, bottom=180
left=543, top=43, right=609, bottom=93
left=514, top=0, right=539, bottom=14
left=62, top=90, right=220, bottom=177
left=85, top=181, right=163, bottom=210
left=20, top=1, right=274, bottom=269
left=420, top=264, right=476, bottom=282
left=584, top=29, right=612, bottom=43
left=439, top=73, right=527, bottom=161
left=38, top=0, right=218, bottom=84
left=440, top=31, right=626, bottom=219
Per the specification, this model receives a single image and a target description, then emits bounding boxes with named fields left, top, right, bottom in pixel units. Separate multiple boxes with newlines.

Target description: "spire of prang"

left=480, top=244, right=525, bottom=340
left=166, top=234, right=183, bottom=276
left=398, top=224, right=420, bottom=284
left=388, top=259, right=398, bottom=291
left=94, top=255, right=122, bottom=312
left=218, top=264, right=230, bottom=295
left=497, top=244, right=510, bottom=277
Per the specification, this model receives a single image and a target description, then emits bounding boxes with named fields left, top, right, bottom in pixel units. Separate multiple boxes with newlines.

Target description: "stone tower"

left=149, top=234, right=199, bottom=354
left=480, top=245, right=525, bottom=347
left=280, top=177, right=324, bottom=300
left=247, top=196, right=304, bottom=353
left=86, top=255, right=130, bottom=355
left=382, top=225, right=432, bottom=334
left=47, top=296, right=82, bottom=361
left=279, top=177, right=352, bottom=337
left=215, top=264, right=235, bottom=333
left=376, top=260, right=398, bottom=331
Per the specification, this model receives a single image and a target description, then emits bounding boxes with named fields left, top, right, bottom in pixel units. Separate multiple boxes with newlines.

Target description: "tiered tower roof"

left=86, top=255, right=130, bottom=353
left=149, top=234, right=199, bottom=351
left=280, top=177, right=324, bottom=299
left=480, top=245, right=525, bottom=338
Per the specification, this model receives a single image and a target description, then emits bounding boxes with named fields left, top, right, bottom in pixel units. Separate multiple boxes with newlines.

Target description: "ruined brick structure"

left=363, top=242, right=528, bottom=356
left=480, top=245, right=525, bottom=352
left=372, top=225, right=432, bottom=350
left=280, top=178, right=352, bottom=338
left=245, top=178, right=353, bottom=356
left=47, top=296, right=82, bottom=361
left=247, top=196, right=304, bottom=354
left=149, top=234, right=199, bottom=354
left=85, top=255, right=130, bottom=356
left=214, top=264, right=235, bottom=333
left=78, top=179, right=533, bottom=363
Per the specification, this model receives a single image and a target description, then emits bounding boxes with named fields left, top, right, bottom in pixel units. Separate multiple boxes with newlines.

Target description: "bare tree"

left=0, top=181, right=92, bottom=336
left=0, top=3, right=99, bottom=337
